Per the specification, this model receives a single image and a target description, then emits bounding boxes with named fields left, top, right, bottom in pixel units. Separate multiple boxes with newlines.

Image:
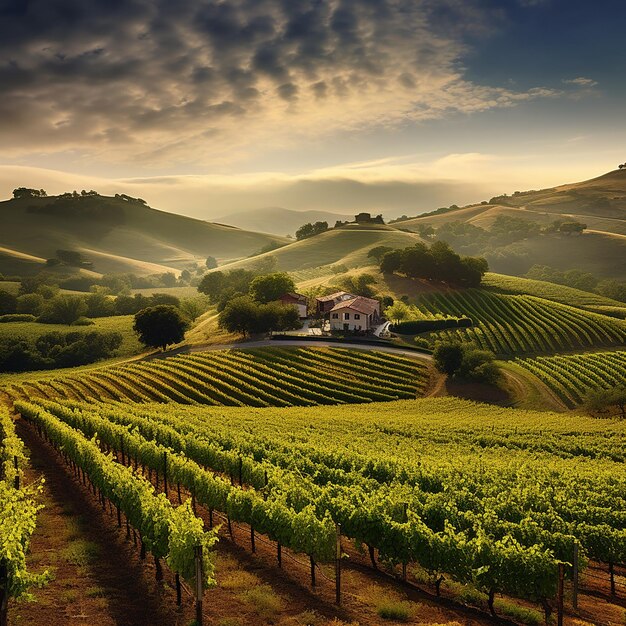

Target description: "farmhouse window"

left=344, top=313, right=350, bottom=320
left=354, top=314, right=360, bottom=319
left=332, top=313, right=339, bottom=319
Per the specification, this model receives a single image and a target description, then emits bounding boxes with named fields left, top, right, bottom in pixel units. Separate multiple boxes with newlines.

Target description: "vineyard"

left=13, top=397, right=626, bottom=623
left=0, top=407, right=48, bottom=624
left=516, top=350, right=626, bottom=407
left=5, top=347, right=429, bottom=407
left=413, top=289, right=625, bottom=355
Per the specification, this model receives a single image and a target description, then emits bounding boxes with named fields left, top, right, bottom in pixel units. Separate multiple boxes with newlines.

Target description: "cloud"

left=563, top=77, right=598, bottom=87
left=0, top=0, right=562, bottom=169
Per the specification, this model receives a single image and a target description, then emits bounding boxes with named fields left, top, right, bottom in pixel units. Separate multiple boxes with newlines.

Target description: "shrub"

left=375, top=598, right=413, bottom=622
left=433, top=341, right=500, bottom=383
left=73, top=317, right=95, bottom=326
left=0, top=314, right=37, bottom=323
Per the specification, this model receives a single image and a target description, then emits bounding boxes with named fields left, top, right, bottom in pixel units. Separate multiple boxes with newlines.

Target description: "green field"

left=413, top=289, right=625, bottom=355
left=6, top=347, right=430, bottom=406
left=17, top=396, right=626, bottom=616
left=516, top=350, right=626, bottom=407
left=0, top=315, right=142, bottom=357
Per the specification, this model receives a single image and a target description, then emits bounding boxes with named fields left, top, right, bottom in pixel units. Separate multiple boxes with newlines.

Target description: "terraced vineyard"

left=516, top=350, right=626, bottom=407
left=6, top=347, right=429, bottom=407
left=414, top=289, right=625, bottom=355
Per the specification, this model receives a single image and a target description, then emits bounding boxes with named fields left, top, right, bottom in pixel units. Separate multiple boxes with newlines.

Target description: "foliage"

left=0, top=290, right=18, bottom=315
left=367, top=246, right=393, bottom=261
left=12, top=187, right=47, bottom=199
left=0, top=331, right=123, bottom=372
left=178, top=296, right=209, bottom=322
left=218, top=296, right=301, bottom=336
left=380, top=241, right=488, bottom=287
left=295, top=221, right=329, bottom=240
left=0, top=314, right=37, bottom=323
left=39, top=295, right=88, bottom=325
left=335, top=273, right=376, bottom=298
left=249, top=272, right=295, bottom=303
left=434, top=341, right=499, bottom=383
left=205, top=256, right=218, bottom=269
left=133, top=305, right=189, bottom=351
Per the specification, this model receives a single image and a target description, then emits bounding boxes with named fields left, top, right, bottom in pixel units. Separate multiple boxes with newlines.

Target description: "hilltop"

left=0, top=191, right=287, bottom=276
left=215, top=206, right=352, bottom=236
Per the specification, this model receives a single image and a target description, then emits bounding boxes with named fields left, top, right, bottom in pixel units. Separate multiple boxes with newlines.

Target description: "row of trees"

left=380, top=241, right=488, bottom=287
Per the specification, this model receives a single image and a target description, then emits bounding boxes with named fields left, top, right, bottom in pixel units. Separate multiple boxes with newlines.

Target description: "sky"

left=0, top=0, right=624, bottom=219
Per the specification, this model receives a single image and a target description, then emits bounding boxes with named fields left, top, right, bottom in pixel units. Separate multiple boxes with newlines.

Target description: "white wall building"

left=329, top=296, right=381, bottom=331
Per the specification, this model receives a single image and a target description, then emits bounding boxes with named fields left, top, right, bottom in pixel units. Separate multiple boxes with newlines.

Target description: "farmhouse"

left=315, top=291, right=356, bottom=315
left=329, top=295, right=381, bottom=331
left=279, top=292, right=308, bottom=318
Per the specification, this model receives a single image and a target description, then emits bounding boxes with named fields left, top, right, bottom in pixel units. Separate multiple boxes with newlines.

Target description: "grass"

left=375, top=598, right=414, bottom=622
left=0, top=193, right=286, bottom=277
left=494, top=599, right=543, bottom=625
left=220, top=570, right=261, bottom=590
left=60, top=539, right=100, bottom=566
left=239, top=584, right=284, bottom=618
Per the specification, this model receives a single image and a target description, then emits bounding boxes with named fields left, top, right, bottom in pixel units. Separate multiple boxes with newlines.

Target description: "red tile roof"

left=330, top=296, right=379, bottom=315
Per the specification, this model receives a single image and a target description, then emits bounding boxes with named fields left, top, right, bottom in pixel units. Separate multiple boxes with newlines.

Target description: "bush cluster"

left=380, top=241, right=488, bottom=287
left=0, top=331, right=123, bottom=372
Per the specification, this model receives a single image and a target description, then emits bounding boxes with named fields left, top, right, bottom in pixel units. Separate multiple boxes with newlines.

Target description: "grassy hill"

left=0, top=193, right=287, bottom=276
left=394, top=170, right=626, bottom=278
left=214, top=224, right=427, bottom=273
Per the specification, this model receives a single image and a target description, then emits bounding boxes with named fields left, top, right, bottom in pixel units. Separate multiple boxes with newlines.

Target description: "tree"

left=0, top=290, right=17, bottom=315
left=16, top=294, right=44, bottom=316
left=133, top=305, right=189, bottom=351
left=433, top=343, right=465, bottom=376
left=558, top=221, right=586, bottom=235
left=218, top=296, right=258, bottom=336
left=384, top=301, right=410, bottom=325
left=205, top=256, right=218, bottom=269
left=367, top=246, right=393, bottom=262
left=56, top=249, right=86, bottom=267
left=249, top=272, right=295, bottom=303
left=198, top=271, right=226, bottom=301
left=433, top=341, right=499, bottom=383
left=295, top=221, right=328, bottom=240
left=159, top=272, right=177, bottom=288
left=12, top=187, right=47, bottom=199
left=41, top=295, right=88, bottom=325
left=178, top=296, right=209, bottom=322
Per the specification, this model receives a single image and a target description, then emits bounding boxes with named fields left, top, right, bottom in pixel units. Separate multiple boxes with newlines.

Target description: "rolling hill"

left=212, top=222, right=428, bottom=274
left=395, top=169, right=626, bottom=278
left=215, top=206, right=352, bottom=236
left=0, top=193, right=287, bottom=276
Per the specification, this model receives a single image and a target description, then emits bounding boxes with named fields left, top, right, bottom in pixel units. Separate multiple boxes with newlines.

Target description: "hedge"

left=390, top=317, right=472, bottom=334
left=0, top=314, right=37, bottom=323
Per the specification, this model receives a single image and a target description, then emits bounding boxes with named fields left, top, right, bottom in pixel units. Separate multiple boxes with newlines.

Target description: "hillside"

left=214, top=223, right=428, bottom=273
left=0, top=193, right=287, bottom=276
left=215, top=206, right=352, bottom=236
left=395, top=170, right=626, bottom=278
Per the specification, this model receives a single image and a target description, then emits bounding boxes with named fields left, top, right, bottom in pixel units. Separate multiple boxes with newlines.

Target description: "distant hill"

left=395, top=169, right=626, bottom=278
left=215, top=206, right=353, bottom=236
left=0, top=193, right=287, bottom=276
left=214, top=222, right=427, bottom=274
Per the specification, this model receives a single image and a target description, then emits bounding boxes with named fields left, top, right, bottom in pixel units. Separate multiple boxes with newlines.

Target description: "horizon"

left=1, top=1, right=625, bottom=219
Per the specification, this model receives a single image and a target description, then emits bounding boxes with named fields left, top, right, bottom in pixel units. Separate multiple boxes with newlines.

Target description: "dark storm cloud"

left=0, top=0, right=558, bottom=165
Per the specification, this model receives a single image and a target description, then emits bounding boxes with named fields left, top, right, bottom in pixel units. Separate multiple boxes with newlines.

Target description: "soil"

left=8, top=416, right=626, bottom=626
